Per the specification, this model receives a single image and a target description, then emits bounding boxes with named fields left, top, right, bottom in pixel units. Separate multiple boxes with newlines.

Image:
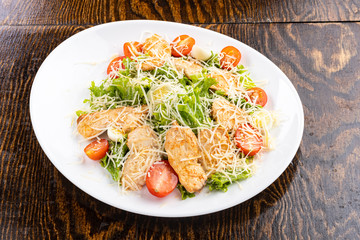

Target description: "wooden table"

left=1, top=1, right=359, bottom=239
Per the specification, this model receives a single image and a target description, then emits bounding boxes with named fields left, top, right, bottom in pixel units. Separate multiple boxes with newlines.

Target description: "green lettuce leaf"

left=100, top=140, right=129, bottom=182
left=86, top=75, right=150, bottom=110
left=177, top=184, right=195, bottom=200
left=204, top=51, right=221, bottom=68
left=111, top=76, right=150, bottom=105
left=207, top=168, right=252, bottom=192
left=152, top=75, right=216, bottom=130
left=176, top=75, right=216, bottom=128
left=75, top=110, right=87, bottom=117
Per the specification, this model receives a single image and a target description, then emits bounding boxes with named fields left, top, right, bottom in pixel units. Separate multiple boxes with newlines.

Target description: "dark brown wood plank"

left=0, top=0, right=360, bottom=25
left=0, top=23, right=359, bottom=239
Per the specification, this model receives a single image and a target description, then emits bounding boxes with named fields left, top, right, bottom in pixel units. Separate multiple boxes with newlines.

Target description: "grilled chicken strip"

left=209, top=68, right=237, bottom=94
left=198, top=127, right=234, bottom=174
left=122, top=125, right=161, bottom=191
left=137, top=34, right=171, bottom=71
left=164, top=122, right=207, bottom=193
left=172, top=58, right=203, bottom=78
left=211, top=98, right=247, bottom=131
left=77, top=106, right=148, bottom=139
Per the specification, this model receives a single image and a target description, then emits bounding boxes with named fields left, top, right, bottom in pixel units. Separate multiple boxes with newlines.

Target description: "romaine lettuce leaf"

left=177, top=184, right=195, bottom=200
left=152, top=75, right=216, bottom=130
left=207, top=168, right=252, bottom=192
left=100, top=140, right=129, bottom=182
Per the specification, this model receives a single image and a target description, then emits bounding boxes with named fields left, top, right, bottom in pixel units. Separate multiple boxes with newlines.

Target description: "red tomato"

left=220, top=46, right=241, bottom=70
left=84, top=139, right=109, bottom=160
left=107, top=56, right=126, bottom=78
left=247, top=87, right=268, bottom=107
left=146, top=160, right=178, bottom=198
left=234, top=124, right=263, bottom=156
left=171, top=35, right=195, bottom=57
left=123, top=41, right=143, bottom=58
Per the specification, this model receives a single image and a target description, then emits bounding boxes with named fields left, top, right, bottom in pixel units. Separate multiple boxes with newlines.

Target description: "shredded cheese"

left=75, top=33, right=279, bottom=194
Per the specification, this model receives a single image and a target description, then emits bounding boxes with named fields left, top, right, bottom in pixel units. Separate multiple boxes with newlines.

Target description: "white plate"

left=30, top=20, right=304, bottom=217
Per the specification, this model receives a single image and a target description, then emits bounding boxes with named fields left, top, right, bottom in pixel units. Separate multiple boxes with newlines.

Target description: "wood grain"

left=0, top=0, right=360, bottom=25
left=0, top=23, right=360, bottom=239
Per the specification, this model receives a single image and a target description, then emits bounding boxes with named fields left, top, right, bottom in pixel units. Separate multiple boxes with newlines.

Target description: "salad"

left=75, top=33, right=278, bottom=199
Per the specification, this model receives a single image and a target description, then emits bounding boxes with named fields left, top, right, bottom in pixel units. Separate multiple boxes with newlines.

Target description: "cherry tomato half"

left=146, top=160, right=178, bottom=198
left=107, top=56, right=126, bottom=78
left=84, top=139, right=109, bottom=160
left=123, top=41, right=143, bottom=58
left=234, top=123, right=263, bottom=156
left=171, top=35, right=195, bottom=57
left=220, top=46, right=241, bottom=70
left=247, top=87, right=268, bottom=107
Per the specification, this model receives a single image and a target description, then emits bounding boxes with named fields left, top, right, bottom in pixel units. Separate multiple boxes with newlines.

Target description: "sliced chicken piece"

left=172, top=58, right=203, bottom=78
left=126, top=125, right=159, bottom=150
left=198, top=127, right=234, bottom=174
left=164, top=122, right=207, bottom=193
left=211, top=98, right=247, bottom=131
left=209, top=68, right=237, bottom=94
left=137, top=34, right=171, bottom=71
left=122, top=125, right=161, bottom=191
left=77, top=106, right=148, bottom=139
